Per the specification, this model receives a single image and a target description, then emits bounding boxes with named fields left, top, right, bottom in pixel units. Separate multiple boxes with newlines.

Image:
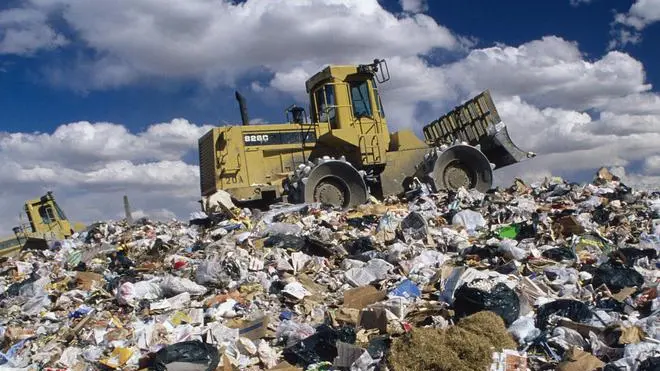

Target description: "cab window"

left=39, top=205, right=55, bottom=224
left=350, top=80, right=372, bottom=118
left=313, top=84, right=337, bottom=128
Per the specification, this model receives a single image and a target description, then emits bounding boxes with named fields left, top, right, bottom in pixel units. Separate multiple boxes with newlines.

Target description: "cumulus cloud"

left=614, top=0, right=660, bottom=30
left=644, top=156, right=660, bottom=175
left=0, top=119, right=212, bottom=232
left=610, top=0, right=660, bottom=49
left=2, top=0, right=660, bottom=233
left=400, top=0, right=428, bottom=13
left=9, top=0, right=458, bottom=90
left=0, top=7, right=67, bottom=55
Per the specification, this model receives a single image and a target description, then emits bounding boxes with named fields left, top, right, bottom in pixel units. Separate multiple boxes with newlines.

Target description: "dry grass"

left=388, top=311, right=517, bottom=371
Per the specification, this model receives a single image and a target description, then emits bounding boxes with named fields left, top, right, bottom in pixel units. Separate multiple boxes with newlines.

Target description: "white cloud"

left=644, top=156, right=660, bottom=175
left=11, top=0, right=458, bottom=90
left=0, top=7, right=67, bottom=55
left=2, top=0, right=660, bottom=234
left=614, top=0, right=660, bottom=30
left=0, top=119, right=211, bottom=232
left=400, top=0, right=428, bottom=13
left=610, top=0, right=660, bottom=49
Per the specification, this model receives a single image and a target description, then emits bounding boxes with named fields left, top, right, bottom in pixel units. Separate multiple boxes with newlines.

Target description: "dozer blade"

left=21, top=237, right=49, bottom=252
left=422, top=90, right=535, bottom=170
left=300, top=159, right=368, bottom=209
left=478, top=123, right=536, bottom=169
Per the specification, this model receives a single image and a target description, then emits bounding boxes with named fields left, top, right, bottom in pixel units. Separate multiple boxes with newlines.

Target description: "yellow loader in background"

left=198, top=58, right=535, bottom=210
left=0, top=192, right=85, bottom=258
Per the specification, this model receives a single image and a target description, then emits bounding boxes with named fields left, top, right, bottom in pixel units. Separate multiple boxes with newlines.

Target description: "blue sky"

left=3, top=0, right=658, bottom=133
left=1, top=0, right=660, bottom=230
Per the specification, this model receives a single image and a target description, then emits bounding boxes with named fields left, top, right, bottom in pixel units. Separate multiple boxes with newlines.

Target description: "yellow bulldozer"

left=0, top=192, right=84, bottom=258
left=198, top=59, right=535, bottom=210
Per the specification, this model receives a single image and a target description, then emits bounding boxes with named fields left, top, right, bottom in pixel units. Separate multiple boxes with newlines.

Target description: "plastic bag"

left=116, top=280, right=163, bottom=306
left=592, top=261, right=644, bottom=293
left=376, top=211, right=399, bottom=242
left=452, top=209, right=486, bottom=232
left=639, top=356, right=660, bottom=371
left=497, top=240, right=527, bottom=261
left=344, top=259, right=393, bottom=287
left=276, top=320, right=316, bottom=347
left=399, top=212, right=428, bottom=240
left=453, top=281, right=520, bottom=326
left=508, top=316, right=540, bottom=343
left=263, top=222, right=303, bottom=237
left=282, top=325, right=356, bottom=367
left=265, top=234, right=306, bottom=250
left=542, top=247, right=576, bottom=262
left=195, top=260, right=225, bottom=286
left=152, top=340, right=220, bottom=371
left=160, top=276, right=208, bottom=297
left=389, top=280, right=421, bottom=299
left=535, top=299, right=592, bottom=331
left=22, top=295, right=51, bottom=316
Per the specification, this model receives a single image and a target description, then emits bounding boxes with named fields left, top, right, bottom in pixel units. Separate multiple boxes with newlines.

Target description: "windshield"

left=349, top=80, right=372, bottom=118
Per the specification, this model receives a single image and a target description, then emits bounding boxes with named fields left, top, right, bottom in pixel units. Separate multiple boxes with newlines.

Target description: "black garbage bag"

left=399, top=211, right=428, bottom=240
left=542, top=248, right=577, bottom=262
left=535, top=299, right=592, bottom=331
left=453, top=281, right=520, bottom=326
left=304, top=237, right=337, bottom=258
left=265, top=234, right=306, bottom=251
left=283, top=325, right=356, bottom=367
left=592, top=261, right=644, bottom=293
left=596, top=298, right=625, bottom=312
left=638, top=356, right=660, bottom=371
left=151, top=340, right=219, bottom=371
left=592, top=206, right=611, bottom=225
left=613, top=248, right=658, bottom=267
left=348, top=237, right=375, bottom=255
left=2, top=271, right=39, bottom=298
left=347, top=215, right=379, bottom=229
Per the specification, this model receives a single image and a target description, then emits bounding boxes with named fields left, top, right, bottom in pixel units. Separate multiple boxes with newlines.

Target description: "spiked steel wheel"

left=443, top=161, right=474, bottom=191
left=285, top=156, right=368, bottom=209
left=313, top=177, right=348, bottom=208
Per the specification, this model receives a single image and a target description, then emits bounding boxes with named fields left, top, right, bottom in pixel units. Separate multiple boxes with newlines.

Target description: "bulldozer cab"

left=306, top=59, right=391, bottom=167
left=0, top=191, right=76, bottom=257
left=18, top=191, right=74, bottom=241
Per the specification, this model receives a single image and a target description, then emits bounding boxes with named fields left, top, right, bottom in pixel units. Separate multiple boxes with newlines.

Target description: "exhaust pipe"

left=235, top=91, right=249, bottom=126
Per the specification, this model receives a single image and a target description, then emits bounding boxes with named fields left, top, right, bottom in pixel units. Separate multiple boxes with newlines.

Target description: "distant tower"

left=123, top=195, right=133, bottom=225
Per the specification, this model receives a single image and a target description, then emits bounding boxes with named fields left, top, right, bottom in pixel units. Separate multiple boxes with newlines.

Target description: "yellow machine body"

left=0, top=192, right=83, bottom=258
left=198, top=59, right=534, bottom=209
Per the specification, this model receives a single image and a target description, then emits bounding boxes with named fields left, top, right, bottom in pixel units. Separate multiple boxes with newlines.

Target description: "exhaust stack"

left=235, top=91, right=250, bottom=126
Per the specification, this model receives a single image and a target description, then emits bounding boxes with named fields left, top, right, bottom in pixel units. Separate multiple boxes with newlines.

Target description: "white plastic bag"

left=116, top=280, right=163, bottom=306
left=498, top=240, right=527, bottom=261
left=160, top=275, right=208, bottom=297
left=452, top=210, right=486, bottom=232
left=508, top=316, right=540, bottom=343
left=276, top=320, right=316, bottom=347
left=195, top=260, right=224, bottom=285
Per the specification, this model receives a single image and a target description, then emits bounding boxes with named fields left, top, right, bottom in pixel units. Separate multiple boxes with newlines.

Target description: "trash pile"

left=1, top=167, right=660, bottom=371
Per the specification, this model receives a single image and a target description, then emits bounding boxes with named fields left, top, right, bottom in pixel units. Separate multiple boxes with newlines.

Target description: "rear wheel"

left=290, top=158, right=368, bottom=209
left=313, top=177, right=349, bottom=208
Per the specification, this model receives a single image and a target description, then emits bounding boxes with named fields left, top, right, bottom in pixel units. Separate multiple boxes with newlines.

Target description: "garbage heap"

left=1, top=167, right=660, bottom=371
